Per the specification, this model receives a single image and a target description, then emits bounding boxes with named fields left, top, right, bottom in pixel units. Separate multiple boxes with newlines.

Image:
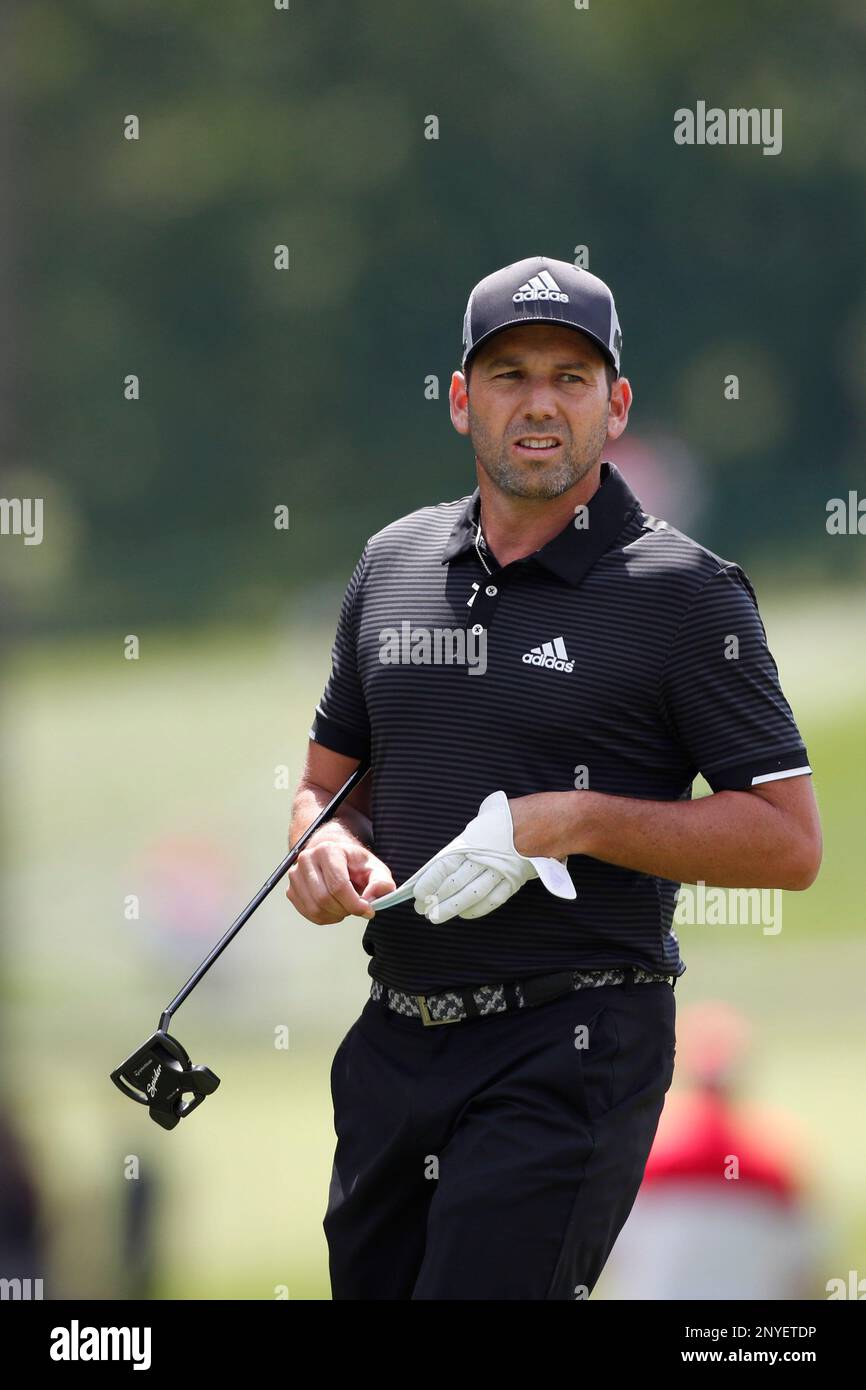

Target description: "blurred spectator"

left=604, top=1001, right=824, bottom=1299
left=120, top=1168, right=158, bottom=1300
left=605, top=431, right=705, bottom=532
left=0, top=1111, right=46, bottom=1297
left=135, top=833, right=240, bottom=966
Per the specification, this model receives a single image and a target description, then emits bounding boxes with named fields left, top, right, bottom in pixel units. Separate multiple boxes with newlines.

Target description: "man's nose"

left=520, top=381, right=559, bottom=419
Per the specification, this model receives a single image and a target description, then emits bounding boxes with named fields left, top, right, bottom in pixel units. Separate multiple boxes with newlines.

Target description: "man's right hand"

left=285, top=824, right=397, bottom=924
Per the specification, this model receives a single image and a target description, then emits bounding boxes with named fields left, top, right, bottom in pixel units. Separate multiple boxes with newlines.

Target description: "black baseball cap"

left=461, top=255, right=622, bottom=375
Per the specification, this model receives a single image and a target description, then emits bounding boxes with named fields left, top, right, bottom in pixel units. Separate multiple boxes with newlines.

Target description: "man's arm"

left=290, top=740, right=374, bottom=849
left=289, top=531, right=392, bottom=921
left=285, top=740, right=396, bottom=924
left=509, top=774, right=822, bottom=891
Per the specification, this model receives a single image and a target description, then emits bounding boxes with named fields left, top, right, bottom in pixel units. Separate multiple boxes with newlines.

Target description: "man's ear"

left=450, top=370, right=471, bottom=436
left=606, top=375, right=632, bottom=442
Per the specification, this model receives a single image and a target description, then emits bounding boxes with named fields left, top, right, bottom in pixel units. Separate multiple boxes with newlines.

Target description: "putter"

left=111, top=757, right=371, bottom=1129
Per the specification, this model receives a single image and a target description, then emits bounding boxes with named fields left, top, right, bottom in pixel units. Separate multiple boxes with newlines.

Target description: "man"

left=286, top=254, right=822, bottom=1301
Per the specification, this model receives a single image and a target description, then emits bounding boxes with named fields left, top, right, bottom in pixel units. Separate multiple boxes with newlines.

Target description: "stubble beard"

left=468, top=403, right=610, bottom=501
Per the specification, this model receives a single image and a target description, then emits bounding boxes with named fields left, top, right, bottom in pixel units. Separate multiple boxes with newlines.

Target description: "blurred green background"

left=1, top=0, right=864, bottom=1300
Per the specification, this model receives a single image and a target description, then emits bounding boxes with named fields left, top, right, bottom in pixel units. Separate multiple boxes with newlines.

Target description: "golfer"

left=286, top=255, right=822, bottom=1301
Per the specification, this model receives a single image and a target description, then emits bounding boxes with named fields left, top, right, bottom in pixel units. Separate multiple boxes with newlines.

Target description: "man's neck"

left=477, top=461, right=604, bottom=569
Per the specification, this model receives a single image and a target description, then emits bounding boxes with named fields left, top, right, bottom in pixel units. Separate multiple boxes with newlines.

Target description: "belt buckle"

left=415, top=994, right=461, bottom=1027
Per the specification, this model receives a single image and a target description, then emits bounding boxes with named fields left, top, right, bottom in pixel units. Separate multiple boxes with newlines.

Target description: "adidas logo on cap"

left=513, top=270, right=569, bottom=304
left=522, top=636, right=573, bottom=673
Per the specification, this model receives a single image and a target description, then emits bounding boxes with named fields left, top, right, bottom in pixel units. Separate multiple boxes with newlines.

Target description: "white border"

left=750, top=765, right=812, bottom=786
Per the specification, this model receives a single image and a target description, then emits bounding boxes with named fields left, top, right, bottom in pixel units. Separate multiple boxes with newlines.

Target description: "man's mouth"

left=511, top=435, right=562, bottom=455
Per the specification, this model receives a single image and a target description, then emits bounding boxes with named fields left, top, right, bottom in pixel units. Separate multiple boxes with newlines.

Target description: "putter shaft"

left=158, top=757, right=371, bottom=1032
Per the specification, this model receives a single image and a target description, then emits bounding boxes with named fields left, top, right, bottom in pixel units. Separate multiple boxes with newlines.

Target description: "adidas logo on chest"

left=522, top=636, right=574, bottom=673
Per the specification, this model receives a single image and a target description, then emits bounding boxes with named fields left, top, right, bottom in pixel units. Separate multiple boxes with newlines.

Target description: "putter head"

left=110, top=1030, right=220, bottom=1130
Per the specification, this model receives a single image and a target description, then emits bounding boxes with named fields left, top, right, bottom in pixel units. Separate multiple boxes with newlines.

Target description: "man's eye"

left=492, top=371, right=585, bottom=382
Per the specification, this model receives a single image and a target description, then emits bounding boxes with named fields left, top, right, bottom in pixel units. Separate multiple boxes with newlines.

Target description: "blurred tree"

left=6, top=0, right=865, bottom=631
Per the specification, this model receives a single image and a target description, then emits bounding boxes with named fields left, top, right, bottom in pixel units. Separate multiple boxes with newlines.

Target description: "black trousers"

left=324, top=977, right=676, bottom=1300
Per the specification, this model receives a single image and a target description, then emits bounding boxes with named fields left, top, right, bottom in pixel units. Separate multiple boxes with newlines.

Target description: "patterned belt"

left=369, top=967, right=676, bottom=1027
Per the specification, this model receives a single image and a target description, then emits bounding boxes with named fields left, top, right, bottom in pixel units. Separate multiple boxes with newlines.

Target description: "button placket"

left=467, top=578, right=500, bottom=632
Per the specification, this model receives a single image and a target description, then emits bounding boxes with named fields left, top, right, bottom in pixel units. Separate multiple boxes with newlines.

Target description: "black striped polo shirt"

left=308, top=460, right=810, bottom=994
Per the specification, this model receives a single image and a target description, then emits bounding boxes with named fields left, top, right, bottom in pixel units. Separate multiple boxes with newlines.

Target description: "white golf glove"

left=368, top=789, right=576, bottom=923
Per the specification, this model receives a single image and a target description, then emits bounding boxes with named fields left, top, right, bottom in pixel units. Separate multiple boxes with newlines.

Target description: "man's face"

left=449, top=323, right=630, bottom=500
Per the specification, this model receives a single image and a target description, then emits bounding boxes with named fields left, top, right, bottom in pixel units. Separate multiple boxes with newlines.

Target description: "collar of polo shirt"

left=440, top=460, right=643, bottom=587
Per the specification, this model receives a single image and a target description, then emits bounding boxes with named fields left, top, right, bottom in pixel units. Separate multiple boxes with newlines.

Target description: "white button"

left=485, top=585, right=498, bottom=596
left=471, top=623, right=484, bottom=635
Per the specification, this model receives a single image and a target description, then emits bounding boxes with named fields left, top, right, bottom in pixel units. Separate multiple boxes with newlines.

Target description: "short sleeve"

left=308, top=543, right=371, bottom=760
left=660, top=565, right=811, bottom=792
